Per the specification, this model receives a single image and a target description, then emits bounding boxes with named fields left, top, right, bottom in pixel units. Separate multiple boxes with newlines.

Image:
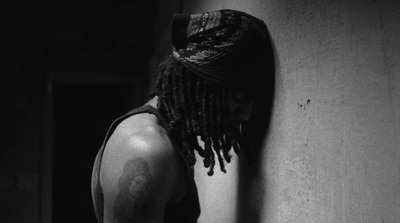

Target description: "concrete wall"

left=180, top=1, right=400, bottom=222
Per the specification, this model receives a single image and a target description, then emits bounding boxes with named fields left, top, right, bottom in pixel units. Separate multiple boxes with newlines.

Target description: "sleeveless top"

left=91, top=105, right=201, bottom=223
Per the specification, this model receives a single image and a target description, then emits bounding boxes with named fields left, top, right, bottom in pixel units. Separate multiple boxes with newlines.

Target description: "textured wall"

left=182, top=0, right=400, bottom=222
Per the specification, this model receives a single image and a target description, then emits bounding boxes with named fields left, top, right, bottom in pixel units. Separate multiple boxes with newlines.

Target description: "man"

left=91, top=9, right=274, bottom=223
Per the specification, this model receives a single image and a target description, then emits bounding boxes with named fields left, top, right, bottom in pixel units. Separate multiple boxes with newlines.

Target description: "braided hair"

left=152, top=56, right=244, bottom=176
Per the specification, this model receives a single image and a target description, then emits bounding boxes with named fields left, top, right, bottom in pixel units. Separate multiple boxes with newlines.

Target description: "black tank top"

left=91, top=105, right=201, bottom=223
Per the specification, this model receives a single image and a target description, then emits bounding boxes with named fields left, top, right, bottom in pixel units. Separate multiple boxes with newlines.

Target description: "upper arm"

left=100, top=127, right=179, bottom=223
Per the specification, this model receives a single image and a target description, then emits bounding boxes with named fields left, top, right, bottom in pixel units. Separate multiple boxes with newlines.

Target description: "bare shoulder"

left=114, top=112, right=175, bottom=157
left=99, top=112, right=184, bottom=222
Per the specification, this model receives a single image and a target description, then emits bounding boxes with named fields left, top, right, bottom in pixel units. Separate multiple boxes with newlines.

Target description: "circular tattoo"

left=128, top=174, right=151, bottom=198
left=114, top=157, right=153, bottom=222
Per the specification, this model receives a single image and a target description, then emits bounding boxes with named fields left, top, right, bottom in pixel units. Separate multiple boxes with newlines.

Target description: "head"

left=153, top=9, right=273, bottom=175
left=153, top=57, right=247, bottom=176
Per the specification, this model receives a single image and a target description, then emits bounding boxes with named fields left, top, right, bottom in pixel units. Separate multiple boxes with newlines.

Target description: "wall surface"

left=182, top=0, right=400, bottom=222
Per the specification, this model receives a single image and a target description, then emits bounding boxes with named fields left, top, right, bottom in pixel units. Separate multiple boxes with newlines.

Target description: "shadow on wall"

left=236, top=27, right=276, bottom=223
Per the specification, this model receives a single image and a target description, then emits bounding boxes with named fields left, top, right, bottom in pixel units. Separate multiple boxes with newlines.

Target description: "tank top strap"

left=141, top=105, right=171, bottom=134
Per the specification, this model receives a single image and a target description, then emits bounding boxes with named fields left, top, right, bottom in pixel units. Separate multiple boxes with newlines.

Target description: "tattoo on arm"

left=113, top=158, right=153, bottom=222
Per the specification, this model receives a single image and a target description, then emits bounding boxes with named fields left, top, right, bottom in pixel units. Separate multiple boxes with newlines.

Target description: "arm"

left=100, top=128, right=179, bottom=223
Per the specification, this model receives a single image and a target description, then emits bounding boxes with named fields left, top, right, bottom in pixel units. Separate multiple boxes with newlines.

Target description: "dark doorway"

left=52, top=82, right=136, bottom=222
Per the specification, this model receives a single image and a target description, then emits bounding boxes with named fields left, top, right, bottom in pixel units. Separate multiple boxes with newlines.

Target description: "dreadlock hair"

left=151, top=55, right=244, bottom=176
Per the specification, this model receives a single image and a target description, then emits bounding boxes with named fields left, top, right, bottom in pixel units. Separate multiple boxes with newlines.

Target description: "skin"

left=99, top=94, right=252, bottom=223
left=113, top=158, right=153, bottom=222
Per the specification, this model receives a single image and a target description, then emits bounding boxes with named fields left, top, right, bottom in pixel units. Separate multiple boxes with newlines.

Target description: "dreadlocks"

left=152, top=56, right=244, bottom=176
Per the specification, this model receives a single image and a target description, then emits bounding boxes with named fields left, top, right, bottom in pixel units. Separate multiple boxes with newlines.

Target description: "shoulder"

left=110, top=111, right=174, bottom=158
left=99, top=111, right=184, bottom=221
left=101, top=111, right=178, bottom=183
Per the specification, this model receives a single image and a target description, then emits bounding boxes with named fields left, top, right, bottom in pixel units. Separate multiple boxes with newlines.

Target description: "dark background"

left=0, top=1, right=183, bottom=222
